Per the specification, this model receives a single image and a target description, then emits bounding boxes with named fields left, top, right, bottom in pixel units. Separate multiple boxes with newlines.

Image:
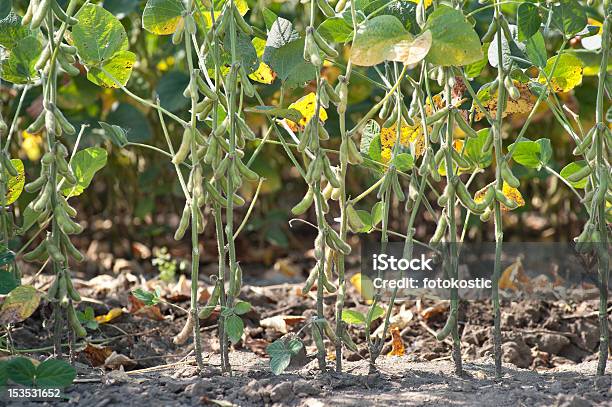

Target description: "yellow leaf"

left=203, top=0, right=249, bottom=27
left=540, top=54, right=583, bottom=93
left=499, top=259, right=530, bottom=291
left=1, top=159, right=25, bottom=206
left=474, top=81, right=535, bottom=121
left=21, top=131, right=43, bottom=161
left=502, top=182, right=525, bottom=210
left=409, top=0, right=432, bottom=7
left=285, top=92, right=328, bottom=132
left=249, top=38, right=276, bottom=84
left=0, top=285, right=41, bottom=324
left=95, top=308, right=123, bottom=324
left=349, top=273, right=374, bottom=302
left=387, top=326, right=405, bottom=356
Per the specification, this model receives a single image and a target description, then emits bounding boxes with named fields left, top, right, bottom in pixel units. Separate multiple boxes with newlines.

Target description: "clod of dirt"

left=502, top=338, right=533, bottom=368
left=537, top=333, right=571, bottom=355
left=292, top=379, right=319, bottom=396
left=270, top=382, right=294, bottom=403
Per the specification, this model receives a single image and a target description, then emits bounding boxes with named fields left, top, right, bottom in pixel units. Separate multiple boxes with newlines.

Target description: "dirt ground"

left=5, top=257, right=612, bottom=406
left=10, top=353, right=610, bottom=406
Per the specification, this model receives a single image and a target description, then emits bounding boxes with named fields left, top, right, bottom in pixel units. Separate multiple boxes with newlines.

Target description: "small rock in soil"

left=537, top=333, right=570, bottom=355
left=502, top=339, right=533, bottom=368
left=270, top=381, right=294, bottom=403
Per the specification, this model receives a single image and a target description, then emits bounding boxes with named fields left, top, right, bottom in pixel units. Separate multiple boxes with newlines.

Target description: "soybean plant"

left=19, top=0, right=88, bottom=356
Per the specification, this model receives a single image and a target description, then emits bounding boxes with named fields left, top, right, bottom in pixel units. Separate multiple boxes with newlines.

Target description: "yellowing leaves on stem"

left=540, top=53, right=583, bottom=93
left=285, top=93, right=327, bottom=132
left=21, top=131, right=43, bottom=161
left=249, top=38, right=276, bottom=84
left=1, top=159, right=25, bottom=206
left=473, top=81, right=535, bottom=122
left=409, top=0, right=432, bottom=7
left=0, top=285, right=41, bottom=324
left=379, top=121, right=426, bottom=162
left=142, top=0, right=185, bottom=35
left=203, top=0, right=249, bottom=28
left=502, top=182, right=525, bottom=211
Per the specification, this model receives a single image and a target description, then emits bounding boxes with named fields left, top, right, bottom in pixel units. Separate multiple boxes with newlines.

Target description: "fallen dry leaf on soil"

left=420, top=302, right=449, bottom=321
left=499, top=259, right=531, bottom=292
left=104, top=351, right=136, bottom=370
left=95, top=308, right=123, bottom=324
left=373, top=304, right=413, bottom=338
left=127, top=295, right=165, bottom=321
left=387, top=327, right=405, bottom=356
left=0, top=286, right=41, bottom=324
left=260, top=315, right=305, bottom=334
left=83, top=343, right=113, bottom=367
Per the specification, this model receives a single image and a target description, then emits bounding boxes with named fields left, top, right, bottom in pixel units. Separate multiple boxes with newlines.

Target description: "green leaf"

left=488, top=26, right=526, bottom=70
left=270, top=352, right=291, bottom=375
left=62, top=147, right=108, bottom=197
left=536, top=138, right=552, bottom=167
left=262, top=8, right=278, bottom=31
left=0, top=36, right=42, bottom=84
left=99, top=122, right=129, bottom=148
left=517, top=2, right=541, bottom=41
left=510, top=140, right=541, bottom=169
left=87, top=50, right=136, bottom=88
left=0, top=1, right=12, bottom=20
left=551, top=0, right=587, bottom=37
left=266, top=338, right=289, bottom=358
left=225, top=314, right=244, bottom=344
left=464, top=128, right=493, bottom=169
left=156, top=71, right=191, bottom=112
left=351, top=16, right=431, bottom=66
left=541, top=53, right=583, bottom=92
left=0, top=285, right=41, bottom=324
left=317, top=17, right=353, bottom=43
left=391, top=153, right=414, bottom=171
left=1, top=159, right=25, bottom=205
left=368, top=134, right=382, bottom=162
left=560, top=161, right=589, bottom=189
left=7, top=357, right=36, bottom=386
left=263, top=38, right=315, bottom=88
left=224, top=31, right=259, bottom=74
left=132, top=288, right=161, bottom=305
left=0, top=361, right=8, bottom=386
left=287, top=338, right=303, bottom=354
left=368, top=305, right=385, bottom=323
left=142, top=0, right=185, bottom=35
left=371, top=201, right=383, bottom=227
left=464, top=43, right=490, bottom=79
left=355, top=210, right=373, bottom=233
left=0, top=271, right=19, bottom=295
left=73, top=4, right=129, bottom=65
left=35, top=359, right=76, bottom=388
left=0, top=12, right=31, bottom=49
left=341, top=309, right=366, bottom=325
left=525, top=31, right=547, bottom=68
left=244, top=106, right=303, bottom=123
left=424, top=6, right=482, bottom=67
left=234, top=301, right=251, bottom=315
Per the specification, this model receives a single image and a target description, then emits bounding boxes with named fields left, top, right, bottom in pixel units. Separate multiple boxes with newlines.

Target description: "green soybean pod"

left=566, top=165, right=592, bottom=182
left=346, top=204, right=365, bottom=232
left=30, top=0, right=51, bottom=30
left=232, top=265, right=243, bottom=297
left=302, top=266, right=318, bottom=294
left=1, top=154, right=18, bottom=177
left=22, top=0, right=36, bottom=25
left=455, top=180, right=482, bottom=213
left=346, top=137, right=364, bottom=165
left=323, top=80, right=340, bottom=104
left=391, top=173, right=405, bottom=201
left=317, top=0, right=335, bottom=16
left=174, top=203, right=191, bottom=240
left=425, top=106, right=451, bottom=126
left=481, top=128, right=494, bottom=154
left=67, top=304, right=87, bottom=338
left=305, top=29, right=322, bottom=66
left=196, top=75, right=218, bottom=101
left=172, top=19, right=185, bottom=44
left=23, top=241, right=49, bottom=262
left=32, top=182, right=52, bottom=213
left=35, top=45, right=51, bottom=70
left=61, top=231, right=84, bottom=263
left=172, top=127, right=193, bottom=165
left=236, top=157, right=259, bottom=181
left=326, top=227, right=351, bottom=255
left=27, top=112, right=46, bottom=134
left=335, top=0, right=348, bottom=12
left=64, top=270, right=82, bottom=301
left=435, top=309, right=457, bottom=341
left=236, top=114, right=256, bottom=140
left=429, top=212, right=448, bottom=244
left=232, top=5, right=253, bottom=35
left=51, top=0, right=78, bottom=25
left=205, top=182, right=228, bottom=207
left=322, top=156, right=340, bottom=188
left=312, top=29, right=338, bottom=59
left=500, top=161, right=520, bottom=188
left=495, top=189, right=518, bottom=209
left=481, top=17, right=498, bottom=43
left=321, top=270, right=337, bottom=293
left=45, top=239, right=65, bottom=263
left=292, top=187, right=314, bottom=215
left=184, top=14, right=197, bottom=35
left=239, top=65, right=256, bottom=98
left=451, top=148, right=470, bottom=168
left=454, top=110, right=478, bottom=138
left=311, top=322, right=325, bottom=352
